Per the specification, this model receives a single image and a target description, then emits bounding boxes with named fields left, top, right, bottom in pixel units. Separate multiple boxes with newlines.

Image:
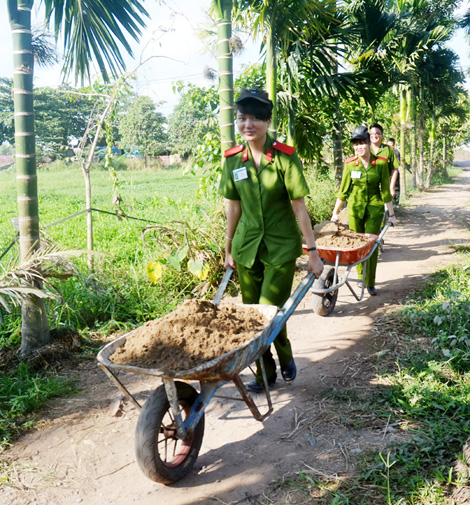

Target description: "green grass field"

left=0, top=163, right=204, bottom=252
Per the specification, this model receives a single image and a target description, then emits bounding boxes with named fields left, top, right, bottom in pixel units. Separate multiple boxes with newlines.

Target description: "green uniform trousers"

left=348, top=210, right=383, bottom=288
left=237, top=255, right=296, bottom=382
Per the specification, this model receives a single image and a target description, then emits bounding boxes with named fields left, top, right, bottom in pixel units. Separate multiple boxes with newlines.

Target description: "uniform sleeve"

left=336, top=164, right=352, bottom=201
left=218, top=157, right=241, bottom=200
left=282, top=150, right=310, bottom=199
left=389, top=147, right=400, bottom=171
left=380, top=163, right=393, bottom=203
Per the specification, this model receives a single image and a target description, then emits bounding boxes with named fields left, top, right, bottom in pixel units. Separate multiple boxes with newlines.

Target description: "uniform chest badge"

left=233, top=167, right=248, bottom=182
left=351, top=170, right=362, bottom=179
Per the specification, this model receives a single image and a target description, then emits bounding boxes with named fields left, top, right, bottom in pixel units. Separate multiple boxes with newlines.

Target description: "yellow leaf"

left=146, top=262, right=163, bottom=284
left=188, top=259, right=210, bottom=280
left=195, top=263, right=210, bottom=281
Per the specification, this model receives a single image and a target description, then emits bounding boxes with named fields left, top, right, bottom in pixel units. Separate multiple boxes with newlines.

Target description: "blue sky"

left=1, top=0, right=469, bottom=116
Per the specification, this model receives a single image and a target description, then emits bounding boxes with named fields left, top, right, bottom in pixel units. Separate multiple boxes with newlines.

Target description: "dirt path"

left=2, top=164, right=470, bottom=505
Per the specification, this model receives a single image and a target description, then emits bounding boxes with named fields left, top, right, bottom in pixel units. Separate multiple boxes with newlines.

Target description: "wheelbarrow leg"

left=232, top=369, right=273, bottom=422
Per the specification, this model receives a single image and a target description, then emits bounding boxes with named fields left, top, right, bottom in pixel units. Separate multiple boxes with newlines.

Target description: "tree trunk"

left=215, top=0, right=235, bottom=152
left=443, top=137, right=447, bottom=168
left=399, top=86, right=407, bottom=205
left=333, top=102, right=343, bottom=191
left=266, top=26, right=277, bottom=135
left=409, top=85, right=417, bottom=189
left=9, top=0, right=51, bottom=355
left=417, top=88, right=425, bottom=190
left=425, top=110, right=436, bottom=190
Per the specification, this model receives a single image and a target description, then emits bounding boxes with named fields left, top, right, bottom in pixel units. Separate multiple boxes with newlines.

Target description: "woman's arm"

left=224, top=199, right=241, bottom=269
left=291, top=197, right=324, bottom=278
left=331, top=198, right=344, bottom=222
left=390, top=169, right=398, bottom=196
left=385, top=200, right=397, bottom=225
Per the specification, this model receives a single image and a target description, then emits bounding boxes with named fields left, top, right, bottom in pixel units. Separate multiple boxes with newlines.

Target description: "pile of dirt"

left=109, top=299, right=268, bottom=373
left=314, top=221, right=372, bottom=249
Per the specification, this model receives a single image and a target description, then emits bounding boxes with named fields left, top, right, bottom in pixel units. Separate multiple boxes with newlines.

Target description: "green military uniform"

left=218, top=136, right=309, bottom=381
left=373, top=144, right=399, bottom=177
left=337, top=153, right=392, bottom=287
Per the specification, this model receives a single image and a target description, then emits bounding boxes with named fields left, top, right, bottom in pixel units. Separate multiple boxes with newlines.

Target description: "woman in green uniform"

left=370, top=123, right=400, bottom=198
left=218, top=88, right=324, bottom=393
left=331, top=126, right=397, bottom=296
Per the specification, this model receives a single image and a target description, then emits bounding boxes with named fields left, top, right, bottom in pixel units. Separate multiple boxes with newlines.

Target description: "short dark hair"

left=369, top=123, right=383, bottom=134
left=236, top=94, right=273, bottom=121
left=387, top=137, right=395, bottom=144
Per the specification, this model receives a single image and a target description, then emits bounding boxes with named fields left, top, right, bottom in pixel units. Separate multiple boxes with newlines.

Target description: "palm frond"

left=43, top=0, right=149, bottom=84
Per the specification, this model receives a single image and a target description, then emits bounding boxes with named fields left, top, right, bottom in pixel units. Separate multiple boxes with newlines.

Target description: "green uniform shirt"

left=337, top=154, right=392, bottom=221
left=373, top=144, right=399, bottom=177
left=218, top=136, right=309, bottom=268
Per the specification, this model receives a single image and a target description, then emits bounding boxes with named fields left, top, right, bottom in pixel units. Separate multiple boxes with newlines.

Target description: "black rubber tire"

left=135, top=381, right=205, bottom=485
left=312, top=266, right=338, bottom=316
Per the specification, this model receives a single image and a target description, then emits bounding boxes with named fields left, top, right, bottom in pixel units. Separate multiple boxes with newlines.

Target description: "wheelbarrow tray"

left=305, top=233, right=378, bottom=265
left=97, top=303, right=279, bottom=383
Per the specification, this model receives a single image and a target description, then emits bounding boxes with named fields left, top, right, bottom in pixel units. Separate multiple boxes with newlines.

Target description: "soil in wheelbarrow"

left=109, top=300, right=268, bottom=373
left=314, top=221, right=372, bottom=249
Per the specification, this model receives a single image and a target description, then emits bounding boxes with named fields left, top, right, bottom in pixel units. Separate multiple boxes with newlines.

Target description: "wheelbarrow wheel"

left=312, top=266, right=338, bottom=316
left=135, top=381, right=204, bottom=485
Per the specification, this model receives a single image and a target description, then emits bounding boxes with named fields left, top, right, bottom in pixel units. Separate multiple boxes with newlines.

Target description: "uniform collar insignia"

left=265, top=148, right=273, bottom=162
left=242, top=149, right=249, bottom=163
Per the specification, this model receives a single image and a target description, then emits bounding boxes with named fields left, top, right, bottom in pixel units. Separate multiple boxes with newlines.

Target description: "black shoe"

left=246, top=374, right=277, bottom=393
left=367, top=286, right=377, bottom=296
left=281, top=359, right=297, bottom=382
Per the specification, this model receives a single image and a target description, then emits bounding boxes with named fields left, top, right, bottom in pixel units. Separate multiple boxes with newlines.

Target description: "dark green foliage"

left=117, top=95, right=168, bottom=158
left=34, top=86, right=99, bottom=154
left=168, top=82, right=217, bottom=159
left=0, top=77, right=14, bottom=145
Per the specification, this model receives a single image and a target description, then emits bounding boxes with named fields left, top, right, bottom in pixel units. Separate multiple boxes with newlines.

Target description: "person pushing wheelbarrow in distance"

left=331, top=125, right=398, bottom=296
left=218, top=88, right=324, bottom=393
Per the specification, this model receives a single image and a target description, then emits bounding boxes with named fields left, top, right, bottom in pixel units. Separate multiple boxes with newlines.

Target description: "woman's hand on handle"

left=308, top=254, right=324, bottom=278
left=224, top=252, right=236, bottom=270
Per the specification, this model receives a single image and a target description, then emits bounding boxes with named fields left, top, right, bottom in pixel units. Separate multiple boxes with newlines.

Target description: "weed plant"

left=0, top=363, right=76, bottom=450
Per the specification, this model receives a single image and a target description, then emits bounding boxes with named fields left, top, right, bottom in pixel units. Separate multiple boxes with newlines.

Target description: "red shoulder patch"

left=376, top=155, right=388, bottom=162
left=224, top=144, right=245, bottom=158
left=344, top=155, right=358, bottom=163
left=272, top=141, right=296, bottom=156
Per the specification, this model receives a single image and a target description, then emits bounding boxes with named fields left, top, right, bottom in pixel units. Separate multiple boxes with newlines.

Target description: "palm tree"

left=416, top=47, right=465, bottom=188
left=236, top=0, right=338, bottom=134
left=386, top=0, right=459, bottom=201
left=7, top=0, right=148, bottom=356
left=213, top=0, right=235, bottom=152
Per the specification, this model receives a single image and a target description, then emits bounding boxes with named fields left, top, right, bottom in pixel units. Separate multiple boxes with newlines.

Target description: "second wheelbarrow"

left=304, top=223, right=392, bottom=316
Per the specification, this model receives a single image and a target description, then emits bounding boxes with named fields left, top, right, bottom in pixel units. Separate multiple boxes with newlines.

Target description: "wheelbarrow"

left=96, top=269, right=316, bottom=485
left=305, top=223, right=391, bottom=316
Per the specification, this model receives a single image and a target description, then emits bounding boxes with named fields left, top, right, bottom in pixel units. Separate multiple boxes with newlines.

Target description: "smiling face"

left=236, top=112, right=271, bottom=143
left=369, top=127, right=383, bottom=147
left=352, top=139, right=371, bottom=158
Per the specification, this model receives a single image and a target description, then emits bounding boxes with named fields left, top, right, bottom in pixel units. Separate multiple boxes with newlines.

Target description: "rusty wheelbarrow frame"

left=96, top=271, right=316, bottom=484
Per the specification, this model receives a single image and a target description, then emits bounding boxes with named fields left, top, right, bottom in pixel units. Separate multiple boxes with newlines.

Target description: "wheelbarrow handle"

left=264, top=272, right=316, bottom=347
left=213, top=267, right=233, bottom=306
